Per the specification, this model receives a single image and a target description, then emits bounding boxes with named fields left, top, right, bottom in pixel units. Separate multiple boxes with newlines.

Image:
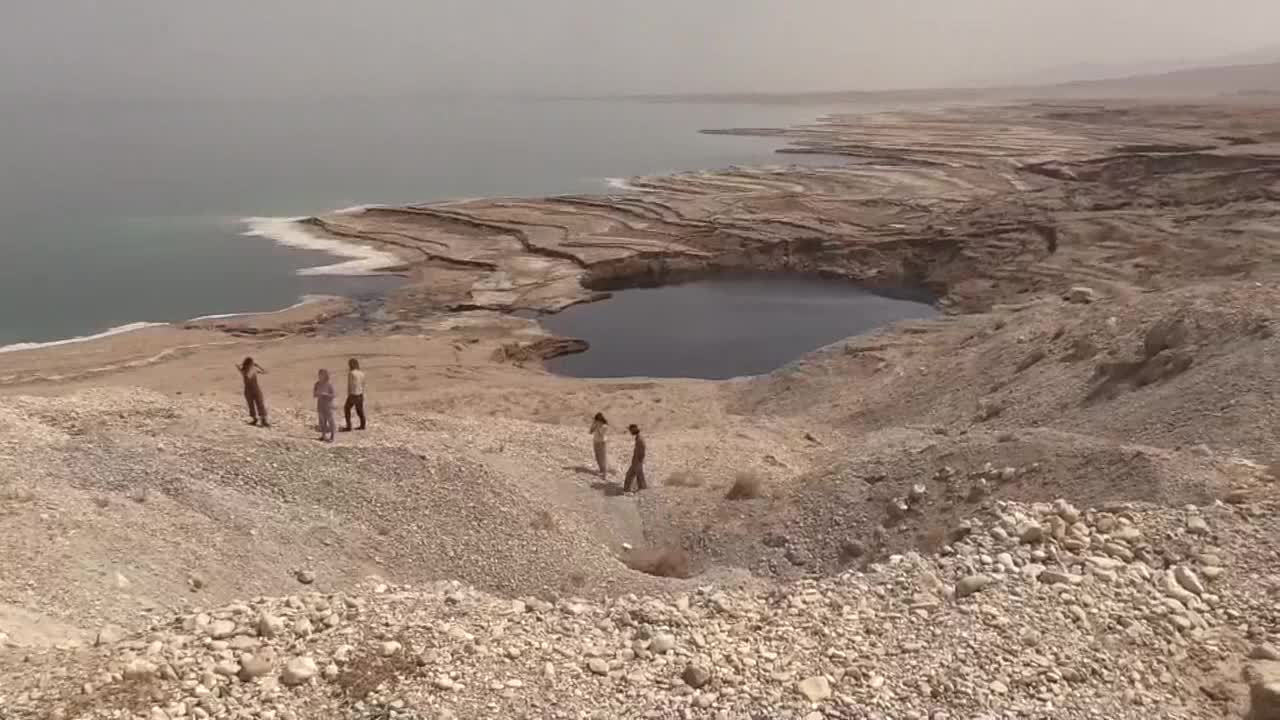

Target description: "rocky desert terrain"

left=3, top=98, right=1280, bottom=719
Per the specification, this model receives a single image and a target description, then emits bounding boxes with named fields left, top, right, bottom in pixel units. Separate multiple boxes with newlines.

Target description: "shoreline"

left=241, top=213, right=406, bottom=276
left=0, top=146, right=799, bottom=354
left=1, top=99, right=1278, bottom=387
left=0, top=295, right=340, bottom=357
left=2, top=98, right=884, bottom=353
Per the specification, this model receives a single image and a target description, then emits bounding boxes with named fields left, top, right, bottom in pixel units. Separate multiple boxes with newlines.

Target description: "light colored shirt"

left=591, top=422, right=607, bottom=444
left=348, top=369, right=366, bottom=396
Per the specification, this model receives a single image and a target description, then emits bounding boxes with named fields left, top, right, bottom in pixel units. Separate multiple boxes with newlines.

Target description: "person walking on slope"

left=314, top=369, right=336, bottom=442
left=238, top=357, right=269, bottom=427
left=343, top=358, right=367, bottom=431
left=589, top=412, right=609, bottom=480
left=623, top=423, right=647, bottom=493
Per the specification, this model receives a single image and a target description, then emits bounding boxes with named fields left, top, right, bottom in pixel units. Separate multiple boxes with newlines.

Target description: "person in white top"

left=589, top=412, right=609, bottom=480
left=342, top=358, right=367, bottom=431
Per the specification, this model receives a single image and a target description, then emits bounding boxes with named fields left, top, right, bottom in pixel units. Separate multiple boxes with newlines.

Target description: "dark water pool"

left=541, top=276, right=938, bottom=379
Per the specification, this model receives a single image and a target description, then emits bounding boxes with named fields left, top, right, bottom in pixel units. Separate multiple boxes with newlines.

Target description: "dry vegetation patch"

left=335, top=643, right=421, bottom=702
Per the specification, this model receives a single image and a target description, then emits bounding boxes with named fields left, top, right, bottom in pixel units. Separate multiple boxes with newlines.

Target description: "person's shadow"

left=590, top=481, right=625, bottom=497
left=563, top=465, right=625, bottom=497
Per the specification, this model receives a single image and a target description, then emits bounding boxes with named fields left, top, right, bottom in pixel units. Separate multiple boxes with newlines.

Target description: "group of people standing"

left=237, top=356, right=367, bottom=442
left=237, top=357, right=647, bottom=492
left=590, top=413, right=647, bottom=493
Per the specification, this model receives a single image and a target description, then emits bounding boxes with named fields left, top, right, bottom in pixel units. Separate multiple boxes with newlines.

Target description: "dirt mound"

left=0, top=390, right=730, bottom=638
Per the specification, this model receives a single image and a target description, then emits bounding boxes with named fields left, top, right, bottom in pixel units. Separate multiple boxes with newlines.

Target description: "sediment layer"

left=292, top=102, right=1280, bottom=327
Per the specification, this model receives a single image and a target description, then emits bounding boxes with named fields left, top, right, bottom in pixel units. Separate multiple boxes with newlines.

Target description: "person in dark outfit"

left=342, top=358, right=367, bottom=431
left=623, top=424, right=646, bottom=493
left=237, top=357, right=269, bottom=427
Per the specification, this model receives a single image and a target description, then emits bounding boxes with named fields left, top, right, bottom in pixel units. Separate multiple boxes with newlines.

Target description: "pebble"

left=682, top=664, right=712, bottom=689
left=207, top=620, right=237, bottom=640
left=1252, top=644, right=1280, bottom=661
left=1018, top=522, right=1045, bottom=544
left=123, top=660, right=157, bottom=682
left=650, top=633, right=676, bottom=654
left=238, top=656, right=273, bottom=682
left=280, top=657, right=318, bottom=687
left=797, top=676, right=831, bottom=702
left=956, top=574, right=993, bottom=599
left=1174, top=566, right=1206, bottom=596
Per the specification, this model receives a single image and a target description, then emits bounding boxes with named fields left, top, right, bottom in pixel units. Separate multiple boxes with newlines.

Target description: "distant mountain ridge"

left=608, top=60, right=1280, bottom=105
left=990, top=44, right=1280, bottom=86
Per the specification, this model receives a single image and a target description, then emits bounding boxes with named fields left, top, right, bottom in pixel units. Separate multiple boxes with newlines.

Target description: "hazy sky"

left=4, top=0, right=1279, bottom=98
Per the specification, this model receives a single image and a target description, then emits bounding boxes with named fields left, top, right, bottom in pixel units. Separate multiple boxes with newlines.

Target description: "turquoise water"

left=0, top=95, right=844, bottom=347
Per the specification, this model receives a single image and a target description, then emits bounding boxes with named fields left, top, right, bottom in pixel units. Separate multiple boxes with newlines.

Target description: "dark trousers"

left=245, top=389, right=267, bottom=423
left=343, top=394, right=366, bottom=429
left=623, top=463, right=646, bottom=492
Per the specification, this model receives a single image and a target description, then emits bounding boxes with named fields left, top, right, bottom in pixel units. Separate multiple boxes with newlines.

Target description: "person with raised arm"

left=238, top=357, right=269, bottom=427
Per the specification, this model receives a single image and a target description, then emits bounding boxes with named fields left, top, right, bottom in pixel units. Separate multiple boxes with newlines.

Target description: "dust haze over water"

left=4, top=0, right=1279, bottom=100
left=1, top=1, right=1278, bottom=347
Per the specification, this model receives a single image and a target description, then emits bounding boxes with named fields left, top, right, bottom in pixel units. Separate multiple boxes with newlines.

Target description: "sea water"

left=0, top=94, right=854, bottom=348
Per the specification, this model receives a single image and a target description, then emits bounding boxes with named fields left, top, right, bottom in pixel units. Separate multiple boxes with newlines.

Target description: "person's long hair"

left=593, top=412, right=607, bottom=425
left=240, top=357, right=254, bottom=372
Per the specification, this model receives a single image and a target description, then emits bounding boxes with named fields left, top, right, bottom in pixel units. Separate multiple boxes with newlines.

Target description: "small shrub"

left=725, top=472, right=765, bottom=500
left=665, top=470, right=704, bottom=488
left=626, top=547, right=693, bottom=579
left=335, top=643, right=419, bottom=702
